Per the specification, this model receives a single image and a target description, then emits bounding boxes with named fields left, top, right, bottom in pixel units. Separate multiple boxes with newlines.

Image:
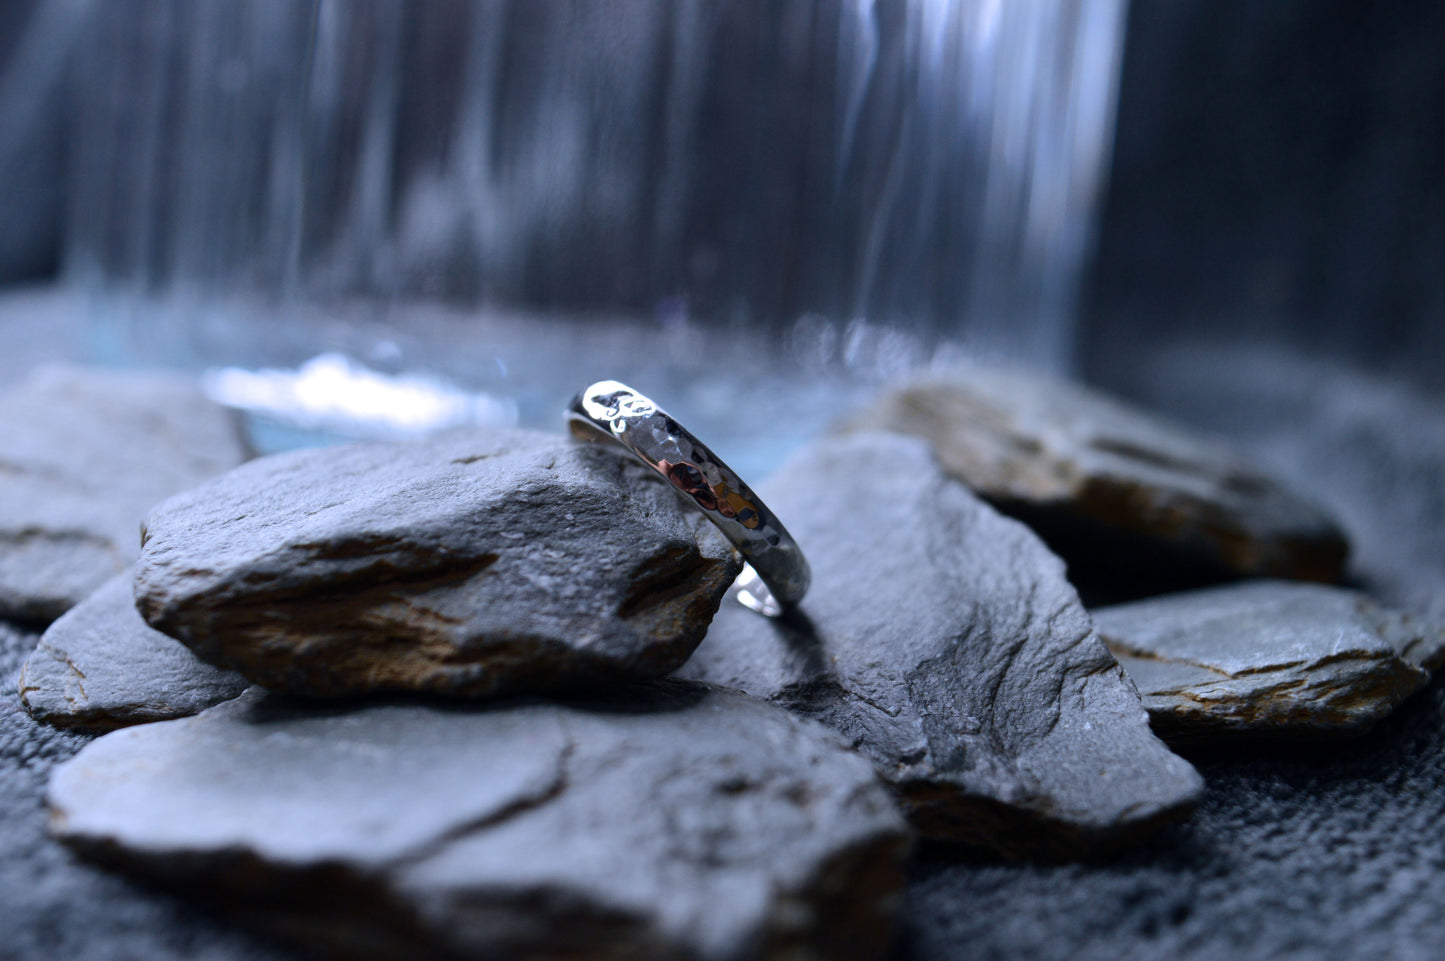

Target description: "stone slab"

left=0, top=366, right=251, bottom=623
left=681, top=432, right=1203, bottom=858
left=1095, top=581, right=1441, bottom=742
left=48, top=683, right=910, bottom=961
left=135, top=430, right=741, bottom=699
left=841, top=368, right=1350, bottom=597
left=18, top=570, right=248, bottom=732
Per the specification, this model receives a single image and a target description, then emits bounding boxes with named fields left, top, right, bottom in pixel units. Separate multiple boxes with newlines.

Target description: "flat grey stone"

left=47, top=683, right=910, bottom=961
left=1094, top=582, right=1443, bottom=742
left=136, top=430, right=742, bottom=699
left=680, top=433, right=1202, bottom=858
left=18, top=570, right=248, bottom=732
left=841, top=368, right=1350, bottom=594
left=0, top=366, right=251, bottom=623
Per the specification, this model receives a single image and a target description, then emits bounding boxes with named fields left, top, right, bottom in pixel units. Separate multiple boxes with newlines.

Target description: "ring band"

left=566, top=380, right=810, bottom=616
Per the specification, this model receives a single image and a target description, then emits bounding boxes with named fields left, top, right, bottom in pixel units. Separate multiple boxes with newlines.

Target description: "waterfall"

left=33, top=0, right=1125, bottom=374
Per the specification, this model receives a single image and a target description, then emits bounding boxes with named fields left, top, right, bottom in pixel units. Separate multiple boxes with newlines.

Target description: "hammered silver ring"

left=566, top=380, right=810, bottom=616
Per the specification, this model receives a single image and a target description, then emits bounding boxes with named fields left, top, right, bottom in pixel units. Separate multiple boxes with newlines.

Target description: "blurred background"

left=0, top=0, right=1440, bottom=461
left=1084, top=0, right=1444, bottom=395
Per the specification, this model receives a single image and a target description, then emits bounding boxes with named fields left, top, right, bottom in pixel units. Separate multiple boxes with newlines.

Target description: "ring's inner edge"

left=730, top=563, right=783, bottom=617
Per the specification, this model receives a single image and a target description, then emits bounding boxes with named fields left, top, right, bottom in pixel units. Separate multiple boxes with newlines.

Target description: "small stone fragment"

left=135, top=430, right=741, bottom=699
left=48, top=683, right=910, bottom=961
left=0, top=366, right=251, bottom=623
left=840, top=367, right=1349, bottom=597
left=18, top=570, right=248, bottom=732
left=1094, top=581, right=1442, bottom=743
left=681, top=433, right=1202, bottom=858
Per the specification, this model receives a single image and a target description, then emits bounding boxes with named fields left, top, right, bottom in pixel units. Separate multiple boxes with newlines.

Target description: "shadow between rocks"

left=242, top=674, right=716, bottom=728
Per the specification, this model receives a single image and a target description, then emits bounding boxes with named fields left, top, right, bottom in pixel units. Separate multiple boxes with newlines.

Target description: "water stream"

left=2, top=0, right=1128, bottom=460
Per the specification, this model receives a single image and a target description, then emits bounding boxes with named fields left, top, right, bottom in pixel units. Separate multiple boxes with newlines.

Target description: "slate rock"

left=1094, top=581, right=1443, bottom=743
left=135, top=430, right=742, bottom=699
left=47, top=682, right=910, bottom=961
left=680, top=433, right=1202, bottom=858
left=17, top=569, right=248, bottom=732
left=841, top=367, right=1350, bottom=598
left=0, top=366, right=251, bottom=623
left=0, top=619, right=293, bottom=961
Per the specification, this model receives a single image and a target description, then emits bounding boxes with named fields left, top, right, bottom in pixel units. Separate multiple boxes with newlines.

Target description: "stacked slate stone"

left=838, top=366, right=1445, bottom=746
left=7, top=364, right=1441, bottom=960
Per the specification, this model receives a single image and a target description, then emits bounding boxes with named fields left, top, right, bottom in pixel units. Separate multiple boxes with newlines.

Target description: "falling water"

left=0, top=0, right=1127, bottom=459
left=45, top=0, right=1125, bottom=361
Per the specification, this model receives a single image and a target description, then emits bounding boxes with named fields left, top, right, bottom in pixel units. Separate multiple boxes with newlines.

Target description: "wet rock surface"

left=681, top=433, right=1202, bottom=858
left=135, top=430, right=741, bottom=699
left=1096, top=583, right=1441, bottom=743
left=18, top=570, right=248, bottom=732
left=48, top=682, right=910, bottom=961
left=841, top=368, right=1350, bottom=600
left=0, top=366, right=251, bottom=623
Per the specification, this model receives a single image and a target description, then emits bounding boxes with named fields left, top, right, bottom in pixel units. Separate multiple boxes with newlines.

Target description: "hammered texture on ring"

left=566, top=380, right=810, bottom=616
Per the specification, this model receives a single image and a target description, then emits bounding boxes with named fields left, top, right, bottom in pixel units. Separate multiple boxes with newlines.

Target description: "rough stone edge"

left=1098, top=586, right=1444, bottom=744
left=839, top=376, right=1351, bottom=584
left=1107, top=647, right=1430, bottom=745
left=45, top=687, right=913, bottom=961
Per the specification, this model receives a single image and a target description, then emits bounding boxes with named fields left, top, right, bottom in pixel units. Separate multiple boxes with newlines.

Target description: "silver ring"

left=566, top=380, right=810, bottom=616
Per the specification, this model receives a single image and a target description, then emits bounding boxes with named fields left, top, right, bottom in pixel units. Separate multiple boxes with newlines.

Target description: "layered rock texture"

left=682, top=432, right=1202, bottom=857
left=18, top=570, right=247, bottom=731
left=6, top=343, right=1445, bottom=961
left=135, top=430, right=741, bottom=699
left=0, top=366, right=251, bottom=623
left=841, top=368, right=1349, bottom=597
left=48, top=683, right=910, bottom=961
left=1095, top=581, right=1443, bottom=742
